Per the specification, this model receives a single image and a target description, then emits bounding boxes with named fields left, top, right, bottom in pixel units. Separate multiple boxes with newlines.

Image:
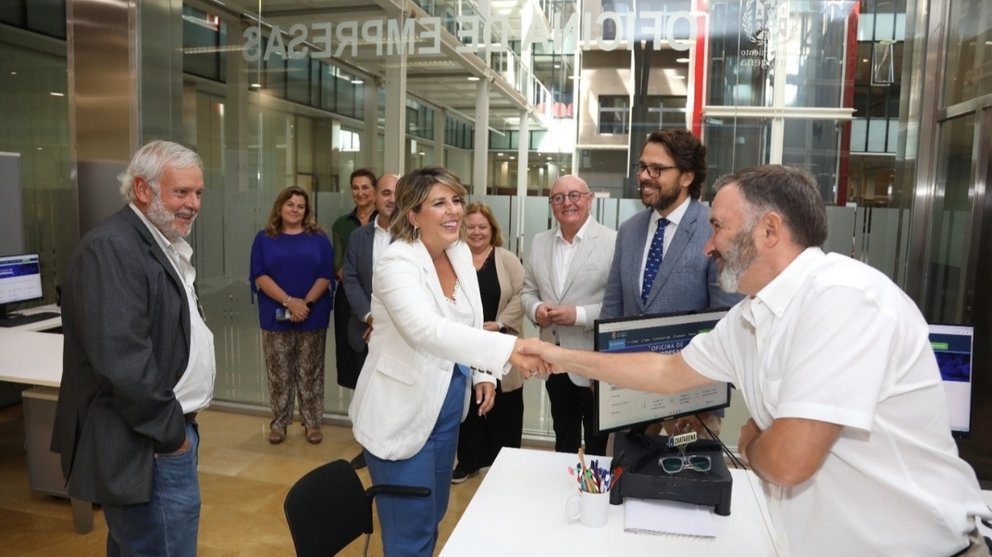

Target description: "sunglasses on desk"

left=660, top=454, right=712, bottom=474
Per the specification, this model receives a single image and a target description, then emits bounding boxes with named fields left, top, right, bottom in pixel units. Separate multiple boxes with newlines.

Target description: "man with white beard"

left=53, top=140, right=215, bottom=557
left=527, top=165, right=991, bottom=557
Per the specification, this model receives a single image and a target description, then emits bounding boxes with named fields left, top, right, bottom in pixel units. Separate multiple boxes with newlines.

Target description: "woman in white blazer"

left=348, top=167, right=544, bottom=557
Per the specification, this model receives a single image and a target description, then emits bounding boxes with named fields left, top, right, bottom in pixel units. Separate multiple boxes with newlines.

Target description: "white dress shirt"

left=129, top=203, right=216, bottom=414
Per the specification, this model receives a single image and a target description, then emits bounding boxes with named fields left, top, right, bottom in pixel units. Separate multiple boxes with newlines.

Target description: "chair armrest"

left=367, top=485, right=431, bottom=499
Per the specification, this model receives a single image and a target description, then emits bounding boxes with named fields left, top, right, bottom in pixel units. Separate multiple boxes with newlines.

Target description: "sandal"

left=269, top=426, right=286, bottom=445
left=305, top=427, right=323, bottom=444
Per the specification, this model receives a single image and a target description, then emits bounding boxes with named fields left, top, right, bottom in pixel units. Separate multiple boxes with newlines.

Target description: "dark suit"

left=601, top=201, right=741, bottom=320
left=342, top=222, right=376, bottom=355
left=51, top=206, right=191, bottom=505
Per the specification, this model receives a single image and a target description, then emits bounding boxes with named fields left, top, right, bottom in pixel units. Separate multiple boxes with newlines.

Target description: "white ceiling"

left=215, top=0, right=540, bottom=132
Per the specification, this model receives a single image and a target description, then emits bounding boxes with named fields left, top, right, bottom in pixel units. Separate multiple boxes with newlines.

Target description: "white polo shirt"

left=682, top=247, right=989, bottom=556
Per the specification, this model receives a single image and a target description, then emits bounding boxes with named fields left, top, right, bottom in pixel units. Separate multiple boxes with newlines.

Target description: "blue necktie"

left=641, top=217, right=670, bottom=304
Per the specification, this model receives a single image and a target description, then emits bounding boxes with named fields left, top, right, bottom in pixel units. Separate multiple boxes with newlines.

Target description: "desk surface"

left=0, top=305, right=62, bottom=387
left=440, top=447, right=780, bottom=557
left=5, top=303, right=62, bottom=332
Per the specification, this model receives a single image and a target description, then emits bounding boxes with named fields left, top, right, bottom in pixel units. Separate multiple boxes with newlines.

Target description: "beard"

left=715, top=226, right=759, bottom=293
left=146, top=190, right=196, bottom=241
left=641, top=179, right=681, bottom=213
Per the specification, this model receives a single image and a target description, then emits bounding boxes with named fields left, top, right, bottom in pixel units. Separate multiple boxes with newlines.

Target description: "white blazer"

left=348, top=239, right=516, bottom=460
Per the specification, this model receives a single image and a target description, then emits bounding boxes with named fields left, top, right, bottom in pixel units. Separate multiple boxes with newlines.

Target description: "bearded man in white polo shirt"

left=529, top=165, right=991, bottom=556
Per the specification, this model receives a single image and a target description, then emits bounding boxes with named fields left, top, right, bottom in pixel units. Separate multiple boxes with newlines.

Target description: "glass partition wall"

left=184, top=0, right=895, bottom=440
left=4, top=0, right=992, bottom=461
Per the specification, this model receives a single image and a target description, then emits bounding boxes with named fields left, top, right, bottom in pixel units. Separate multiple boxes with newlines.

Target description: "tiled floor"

left=0, top=404, right=490, bottom=556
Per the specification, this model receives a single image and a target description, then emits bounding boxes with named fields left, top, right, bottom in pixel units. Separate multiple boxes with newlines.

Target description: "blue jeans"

left=103, top=421, right=201, bottom=557
left=365, top=367, right=465, bottom=557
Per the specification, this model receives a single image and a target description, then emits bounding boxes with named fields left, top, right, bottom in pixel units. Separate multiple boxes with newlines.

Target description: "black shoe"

left=451, top=467, right=478, bottom=484
left=350, top=452, right=366, bottom=470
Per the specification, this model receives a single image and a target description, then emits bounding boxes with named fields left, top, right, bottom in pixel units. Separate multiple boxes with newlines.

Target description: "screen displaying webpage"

left=929, top=323, right=974, bottom=435
left=594, top=310, right=730, bottom=434
left=0, top=253, right=43, bottom=305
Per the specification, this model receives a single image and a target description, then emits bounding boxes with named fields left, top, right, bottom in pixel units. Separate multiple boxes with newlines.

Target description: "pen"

left=609, top=467, right=624, bottom=491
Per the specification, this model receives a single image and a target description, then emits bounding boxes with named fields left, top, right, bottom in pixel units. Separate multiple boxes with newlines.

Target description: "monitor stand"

left=610, top=431, right=733, bottom=516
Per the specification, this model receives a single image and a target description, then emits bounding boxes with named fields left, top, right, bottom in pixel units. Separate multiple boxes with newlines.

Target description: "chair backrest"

left=284, top=459, right=372, bottom=557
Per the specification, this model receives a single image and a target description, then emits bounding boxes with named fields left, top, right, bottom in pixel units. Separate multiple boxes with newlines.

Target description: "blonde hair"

left=390, top=167, right=468, bottom=242
left=464, top=202, right=504, bottom=248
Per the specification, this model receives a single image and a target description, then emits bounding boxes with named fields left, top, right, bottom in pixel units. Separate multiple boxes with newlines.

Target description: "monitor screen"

left=0, top=253, right=44, bottom=307
left=593, top=310, right=731, bottom=434
left=929, top=323, right=974, bottom=438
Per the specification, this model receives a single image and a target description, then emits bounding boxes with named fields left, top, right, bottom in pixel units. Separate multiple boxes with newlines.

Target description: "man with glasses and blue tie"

left=521, top=175, right=617, bottom=456
left=601, top=128, right=741, bottom=438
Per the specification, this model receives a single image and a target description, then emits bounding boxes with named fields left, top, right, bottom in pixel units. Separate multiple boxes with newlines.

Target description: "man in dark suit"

left=601, top=128, right=741, bottom=437
left=52, top=140, right=215, bottom=556
left=342, top=172, right=397, bottom=469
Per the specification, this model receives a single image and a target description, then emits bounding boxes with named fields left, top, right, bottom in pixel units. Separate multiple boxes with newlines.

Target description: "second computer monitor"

left=0, top=253, right=43, bottom=318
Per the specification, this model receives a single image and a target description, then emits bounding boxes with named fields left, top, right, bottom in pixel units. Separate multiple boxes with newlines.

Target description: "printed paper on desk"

left=623, top=498, right=716, bottom=539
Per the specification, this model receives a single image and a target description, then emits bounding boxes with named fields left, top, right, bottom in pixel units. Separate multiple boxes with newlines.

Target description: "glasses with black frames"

left=549, top=191, right=591, bottom=205
left=632, top=162, right=679, bottom=179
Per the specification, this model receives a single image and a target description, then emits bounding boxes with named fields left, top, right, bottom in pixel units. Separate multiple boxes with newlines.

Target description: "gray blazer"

left=521, top=217, right=617, bottom=387
left=51, top=206, right=191, bottom=505
left=601, top=201, right=741, bottom=320
left=342, top=222, right=376, bottom=353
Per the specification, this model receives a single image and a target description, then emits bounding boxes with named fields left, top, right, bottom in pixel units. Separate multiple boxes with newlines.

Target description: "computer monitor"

left=929, top=323, right=974, bottom=438
left=593, top=309, right=731, bottom=434
left=0, top=253, right=44, bottom=321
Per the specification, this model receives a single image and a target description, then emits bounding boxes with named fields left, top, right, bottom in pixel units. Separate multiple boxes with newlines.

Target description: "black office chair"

left=283, top=459, right=431, bottom=557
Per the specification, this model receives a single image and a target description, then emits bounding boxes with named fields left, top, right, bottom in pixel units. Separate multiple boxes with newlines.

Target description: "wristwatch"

left=306, top=300, right=314, bottom=309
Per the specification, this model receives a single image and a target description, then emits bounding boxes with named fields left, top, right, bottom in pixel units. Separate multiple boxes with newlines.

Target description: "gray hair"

left=390, top=167, right=468, bottom=242
left=722, top=165, right=827, bottom=248
left=119, top=140, right=203, bottom=202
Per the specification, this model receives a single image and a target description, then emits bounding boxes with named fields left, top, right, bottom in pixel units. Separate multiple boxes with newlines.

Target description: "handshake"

left=509, top=337, right=567, bottom=379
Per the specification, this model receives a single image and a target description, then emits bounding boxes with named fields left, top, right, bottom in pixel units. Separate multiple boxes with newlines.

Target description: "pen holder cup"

left=565, top=490, right=610, bottom=528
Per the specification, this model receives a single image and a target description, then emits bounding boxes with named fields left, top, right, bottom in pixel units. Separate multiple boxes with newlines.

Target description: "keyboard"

left=0, top=312, right=61, bottom=328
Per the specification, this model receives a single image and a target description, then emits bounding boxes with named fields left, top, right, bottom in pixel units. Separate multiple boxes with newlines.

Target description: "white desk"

left=0, top=303, right=62, bottom=333
left=0, top=327, right=63, bottom=386
left=0, top=306, right=93, bottom=534
left=440, top=447, right=780, bottom=556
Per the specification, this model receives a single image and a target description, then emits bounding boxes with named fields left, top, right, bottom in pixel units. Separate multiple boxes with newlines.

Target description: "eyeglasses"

left=659, top=454, right=711, bottom=475
left=549, top=191, right=591, bottom=205
left=633, top=162, right=679, bottom=179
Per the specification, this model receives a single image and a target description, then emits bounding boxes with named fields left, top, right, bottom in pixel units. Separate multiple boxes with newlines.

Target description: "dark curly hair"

left=642, top=128, right=707, bottom=199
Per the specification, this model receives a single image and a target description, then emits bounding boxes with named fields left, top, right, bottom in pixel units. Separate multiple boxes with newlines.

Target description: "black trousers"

left=456, top=385, right=524, bottom=472
left=545, top=373, right=609, bottom=456
left=333, top=284, right=362, bottom=389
